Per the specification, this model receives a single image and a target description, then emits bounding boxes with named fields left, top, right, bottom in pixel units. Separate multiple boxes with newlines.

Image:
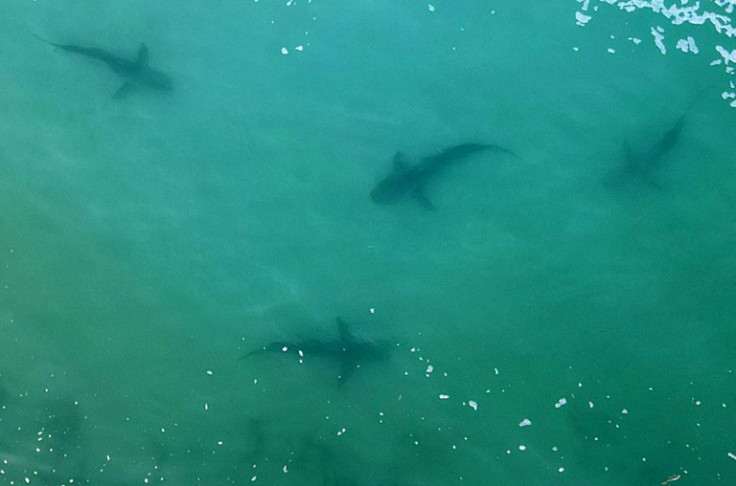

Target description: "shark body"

left=36, top=36, right=173, bottom=98
left=604, top=88, right=709, bottom=189
left=370, top=143, right=518, bottom=210
left=246, top=318, right=391, bottom=382
left=605, top=113, right=687, bottom=189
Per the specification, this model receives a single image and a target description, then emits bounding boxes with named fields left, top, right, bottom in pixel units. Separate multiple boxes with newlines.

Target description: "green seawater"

left=1, top=1, right=735, bottom=484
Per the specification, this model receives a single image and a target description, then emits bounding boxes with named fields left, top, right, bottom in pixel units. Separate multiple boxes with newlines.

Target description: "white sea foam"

left=580, top=0, right=736, bottom=106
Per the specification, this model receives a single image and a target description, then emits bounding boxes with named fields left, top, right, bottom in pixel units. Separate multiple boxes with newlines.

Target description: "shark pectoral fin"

left=337, top=356, right=357, bottom=384
left=136, top=43, right=150, bottom=67
left=642, top=174, right=664, bottom=190
left=392, top=151, right=408, bottom=172
left=112, top=82, right=136, bottom=99
left=623, top=141, right=634, bottom=162
left=411, top=187, right=435, bottom=211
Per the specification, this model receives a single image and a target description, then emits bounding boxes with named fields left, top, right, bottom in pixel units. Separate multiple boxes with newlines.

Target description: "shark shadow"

left=604, top=90, right=707, bottom=189
left=370, top=142, right=521, bottom=210
left=603, top=113, right=688, bottom=190
left=34, top=34, right=173, bottom=99
left=244, top=318, right=392, bottom=383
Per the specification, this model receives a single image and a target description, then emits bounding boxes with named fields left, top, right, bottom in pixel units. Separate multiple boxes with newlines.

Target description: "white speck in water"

left=576, top=11, right=592, bottom=26
left=426, top=365, right=434, bottom=374
left=428, top=4, right=435, bottom=12
left=589, top=401, right=595, bottom=408
left=204, top=403, right=209, bottom=411
left=206, top=370, right=213, bottom=376
left=519, top=445, right=527, bottom=451
left=716, top=45, right=736, bottom=64
left=469, top=400, right=478, bottom=411
left=679, top=36, right=699, bottom=54
left=651, top=26, right=667, bottom=55
left=281, top=47, right=289, bottom=55
left=439, top=394, right=449, bottom=400
left=519, top=418, right=532, bottom=427
left=555, top=398, right=567, bottom=409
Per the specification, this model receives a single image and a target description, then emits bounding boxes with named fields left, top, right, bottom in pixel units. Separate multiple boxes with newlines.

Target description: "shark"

left=370, top=143, right=519, bottom=210
left=604, top=89, right=707, bottom=189
left=34, top=35, right=173, bottom=99
left=604, top=113, right=687, bottom=189
left=245, top=318, right=391, bottom=382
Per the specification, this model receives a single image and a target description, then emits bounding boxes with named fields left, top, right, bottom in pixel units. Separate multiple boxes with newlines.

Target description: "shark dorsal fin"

left=136, top=43, right=149, bottom=67
left=336, top=318, right=354, bottom=345
left=392, top=152, right=408, bottom=172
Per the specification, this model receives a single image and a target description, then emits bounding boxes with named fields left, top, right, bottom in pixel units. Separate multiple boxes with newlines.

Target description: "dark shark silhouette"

left=604, top=90, right=707, bottom=189
left=370, top=143, right=519, bottom=210
left=34, top=35, right=173, bottom=99
left=245, top=318, right=391, bottom=382
left=604, top=114, right=687, bottom=189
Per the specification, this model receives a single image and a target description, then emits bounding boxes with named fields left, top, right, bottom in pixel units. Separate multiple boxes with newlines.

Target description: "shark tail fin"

left=485, top=144, right=524, bottom=162
left=32, top=33, right=64, bottom=49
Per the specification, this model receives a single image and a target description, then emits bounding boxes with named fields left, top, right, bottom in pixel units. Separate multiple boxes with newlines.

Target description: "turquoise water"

left=1, top=1, right=735, bottom=484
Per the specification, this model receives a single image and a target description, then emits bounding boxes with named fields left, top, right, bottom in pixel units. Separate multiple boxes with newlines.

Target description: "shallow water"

left=1, top=1, right=735, bottom=484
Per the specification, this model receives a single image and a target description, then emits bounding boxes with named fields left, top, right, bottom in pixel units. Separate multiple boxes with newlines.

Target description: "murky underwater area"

left=1, top=1, right=735, bottom=484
